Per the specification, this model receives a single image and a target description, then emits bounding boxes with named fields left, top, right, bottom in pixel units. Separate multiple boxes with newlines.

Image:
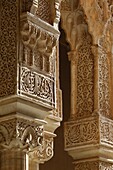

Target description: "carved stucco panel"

left=19, top=66, right=55, bottom=107
left=100, top=116, right=113, bottom=146
left=75, top=161, right=113, bottom=170
left=64, top=117, right=99, bottom=148
left=61, top=6, right=94, bottom=119
left=0, top=0, right=17, bottom=97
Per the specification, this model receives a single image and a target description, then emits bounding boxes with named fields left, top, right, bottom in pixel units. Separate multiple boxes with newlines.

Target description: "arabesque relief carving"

left=0, top=0, right=62, bottom=167
left=19, top=67, right=55, bottom=106
left=64, top=115, right=113, bottom=149
left=61, top=4, right=94, bottom=119
left=75, top=160, right=113, bottom=170
left=0, top=118, right=43, bottom=150
left=64, top=117, right=99, bottom=148
left=62, top=1, right=113, bottom=169
left=80, top=0, right=113, bottom=118
left=29, top=133, right=54, bottom=163
left=0, top=0, right=17, bottom=97
left=18, top=0, right=62, bottom=119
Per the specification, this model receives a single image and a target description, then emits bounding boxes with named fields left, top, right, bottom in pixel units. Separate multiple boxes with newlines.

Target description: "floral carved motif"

left=100, top=117, right=113, bottom=146
left=64, top=118, right=99, bottom=148
left=76, top=36, right=94, bottom=118
left=97, top=4, right=113, bottom=118
left=30, top=133, right=54, bottom=163
left=99, top=162, right=113, bottom=170
left=19, top=67, right=55, bottom=107
left=61, top=7, right=94, bottom=119
left=75, top=161, right=113, bottom=170
left=98, top=48, right=110, bottom=117
left=75, top=161, right=99, bottom=170
left=36, top=0, right=51, bottom=23
left=0, top=118, right=43, bottom=150
left=80, top=0, right=113, bottom=118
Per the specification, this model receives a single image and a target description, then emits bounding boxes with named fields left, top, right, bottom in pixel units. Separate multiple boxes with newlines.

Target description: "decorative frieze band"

left=18, top=66, right=55, bottom=108
left=74, top=160, right=113, bottom=170
left=64, top=117, right=99, bottom=148
left=64, top=116, right=113, bottom=149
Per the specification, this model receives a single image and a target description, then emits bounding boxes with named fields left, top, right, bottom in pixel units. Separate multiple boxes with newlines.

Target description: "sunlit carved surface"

left=75, top=161, right=113, bottom=170
left=0, top=0, right=62, bottom=168
left=62, top=0, right=113, bottom=169
left=19, top=66, right=55, bottom=107
left=0, top=117, right=43, bottom=150
left=64, top=117, right=99, bottom=148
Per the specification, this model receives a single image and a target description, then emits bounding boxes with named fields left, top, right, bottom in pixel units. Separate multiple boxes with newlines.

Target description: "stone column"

left=0, top=0, right=62, bottom=169
left=0, top=150, right=28, bottom=170
left=68, top=51, right=78, bottom=119
left=61, top=0, right=113, bottom=170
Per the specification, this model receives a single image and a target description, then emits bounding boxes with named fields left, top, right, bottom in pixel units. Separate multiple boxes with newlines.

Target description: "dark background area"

left=40, top=27, right=74, bottom=170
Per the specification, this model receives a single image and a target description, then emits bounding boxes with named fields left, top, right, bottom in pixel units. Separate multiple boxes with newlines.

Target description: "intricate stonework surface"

left=75, top=161, right=113, bottom=170
left=65, top=114, right=113, bottom=149
left=64, top=117, right=99, bottom=148
left=98, top=46, right=110, bottom=117
left=19, top=66, right=55, bottom=107
left=0, top=118, right=43, bottom=150
left=36, top=0, right=50, bottom=23
left=76, top=32, right=94, bottom=119
left=61, top=7, right=94, bottom=119
left=100, top=117, right=113, bottom=146
left=19, top=12, right=62, bottom=113
left=99, top=162, right=113, bottom=170
left=80, top=0, right=113, bottom=118
left=30, top=133, right=54, bottom=163
left=75, top=161, right=99, bottom=170
left=0, top=0, right=17, bottom=97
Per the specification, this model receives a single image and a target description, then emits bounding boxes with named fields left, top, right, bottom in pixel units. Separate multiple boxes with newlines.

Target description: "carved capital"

left=29, top=132, right=55, bottom=163
left=0, top=117, right=43, bottom=151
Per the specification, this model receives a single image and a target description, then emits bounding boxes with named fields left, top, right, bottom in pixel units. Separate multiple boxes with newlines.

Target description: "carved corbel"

left=21, top=21, right=57, bottom=72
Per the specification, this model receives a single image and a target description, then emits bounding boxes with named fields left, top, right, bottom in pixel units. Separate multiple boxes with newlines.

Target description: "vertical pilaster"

left=61, top=0, right=113, bottom=169
left=68, top=51, right=77, bottom=119
left=0, top=0, right=62, bottom=169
